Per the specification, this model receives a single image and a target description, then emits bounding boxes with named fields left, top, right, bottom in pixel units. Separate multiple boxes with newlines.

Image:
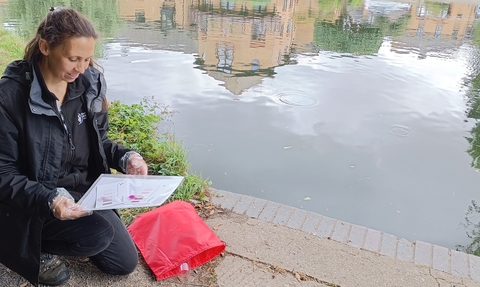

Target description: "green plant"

left=108, top=98, right=212, bottom=224
left=172, top=173, right=211, bottom=201
left=0, top=27, right=24, bottom=73
left=119, top=206, right=156, bottom=226
left=108, top=98, right=163, bottom=158
left=457, top=200, right=480, bottom=256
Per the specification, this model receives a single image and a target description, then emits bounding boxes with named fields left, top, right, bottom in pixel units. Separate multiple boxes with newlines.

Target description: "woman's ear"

left=38, top=39, right=49, bottom=56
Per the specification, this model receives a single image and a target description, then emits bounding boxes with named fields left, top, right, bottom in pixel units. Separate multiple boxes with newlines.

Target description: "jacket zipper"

left=59, top=109, right=76, bottom=174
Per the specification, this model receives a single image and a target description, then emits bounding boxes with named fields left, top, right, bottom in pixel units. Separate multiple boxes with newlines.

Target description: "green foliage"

left=119, top=206, right=156, bottom=227
left=474, top=22, right=480, bottom=49
left=108, top=98, right=211, bottom=224
left=457, top=200, right=480, bottom=256
left=314, top=18, right=383, bottom=55
left=172, top=174, right=212, bottom=201
left=108, top=99, right=163, bottom=160
left=152, top=137, right=190, bottom=176
left=425, top=1, right=450, bottom=18
left=4, top=0, right=122, bottom=58
left=466, top=123, right=480, bottom=169
left=313, top=12, right=410, bottom=56
left=0, top=27, right=24, bottom=73
left=464, top=40, right=480, bottom=168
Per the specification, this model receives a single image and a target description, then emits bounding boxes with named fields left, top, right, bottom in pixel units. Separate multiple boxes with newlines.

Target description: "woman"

left=0, top=7, right=148, bottom=286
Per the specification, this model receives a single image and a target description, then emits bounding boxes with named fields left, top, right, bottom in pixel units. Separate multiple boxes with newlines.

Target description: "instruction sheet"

left=77, top=174, right=184, bottom=210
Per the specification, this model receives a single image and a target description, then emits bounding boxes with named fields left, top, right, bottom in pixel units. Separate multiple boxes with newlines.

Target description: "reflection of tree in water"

left=313, top=13, right=410, bottom=56
left=457, top=23, right=480, bottom=255
left=457, top=200, right=480, bottom=255
left=465, top=22, right=480, bottom=169
left=4, top=0, right=122, bottom=57
left=195, top=0, right=274, bottom=16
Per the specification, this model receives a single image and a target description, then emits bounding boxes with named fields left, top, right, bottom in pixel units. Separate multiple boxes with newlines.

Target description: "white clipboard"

left=77, top=174, right=184, bottom=210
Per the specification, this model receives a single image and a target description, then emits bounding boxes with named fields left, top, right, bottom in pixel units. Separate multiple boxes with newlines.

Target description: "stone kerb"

left=209, top=188, right=479, bottom=282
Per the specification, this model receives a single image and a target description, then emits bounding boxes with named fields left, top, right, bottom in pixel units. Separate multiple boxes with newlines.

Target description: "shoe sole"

left=38, top=269, right=70, bottom=286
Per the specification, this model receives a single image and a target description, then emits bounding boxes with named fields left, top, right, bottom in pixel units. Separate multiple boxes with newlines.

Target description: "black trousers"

left=41, top=210, right=138, bottom=275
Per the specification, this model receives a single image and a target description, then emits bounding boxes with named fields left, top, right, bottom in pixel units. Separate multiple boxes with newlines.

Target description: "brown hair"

left=24, top=7, right=98, bottom=61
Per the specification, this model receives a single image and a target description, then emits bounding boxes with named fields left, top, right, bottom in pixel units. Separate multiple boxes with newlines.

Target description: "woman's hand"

left=50, top=195, right=92, bottom=220
left=125, top=153, right=148, bottom=175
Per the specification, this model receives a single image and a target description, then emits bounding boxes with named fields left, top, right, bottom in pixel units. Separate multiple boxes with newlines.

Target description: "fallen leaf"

left=284, top=146, right=292, bottom=149
left=303, top=196, right=311, bottom=201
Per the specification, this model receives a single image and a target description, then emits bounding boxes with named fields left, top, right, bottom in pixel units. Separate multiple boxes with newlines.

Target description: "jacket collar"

left=28, top=58, right=87, bottom=116
left=2, top=58, right=105, bottom=115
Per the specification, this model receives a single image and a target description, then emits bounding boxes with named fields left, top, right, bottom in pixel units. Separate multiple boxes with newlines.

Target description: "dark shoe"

left=39, top=253, right=70, bottom=286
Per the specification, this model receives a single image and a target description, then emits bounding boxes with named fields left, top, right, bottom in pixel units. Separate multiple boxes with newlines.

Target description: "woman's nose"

left=75, top=61, right=88, bottom=74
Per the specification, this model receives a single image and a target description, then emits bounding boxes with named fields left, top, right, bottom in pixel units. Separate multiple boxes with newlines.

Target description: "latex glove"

left=50, top=188, right=92, bottom=220
left=122, top=151, right=148, bottom=175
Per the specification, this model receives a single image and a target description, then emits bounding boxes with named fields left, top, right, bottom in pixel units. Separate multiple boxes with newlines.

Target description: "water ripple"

left=389, top=125, right=414, bottom=137
left=272, top=92, right=317, bottom=107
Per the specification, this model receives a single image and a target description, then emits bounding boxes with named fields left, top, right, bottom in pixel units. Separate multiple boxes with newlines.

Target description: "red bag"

left=127, top=200, right=226, bottom=280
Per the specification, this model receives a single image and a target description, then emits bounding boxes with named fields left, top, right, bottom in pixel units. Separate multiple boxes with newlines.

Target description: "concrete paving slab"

left=315, top=216, right=336, bottom=238
left=286, top=208, right=307, bottom=230
left=331, top=221, right=351, bottom=243
left=347, top=224, right=366, bottom=248
left=216, top=256, right=331, bottom=287
left=379, top=233, right=398, bottom=258
left=396, top=238, right=414, bottom=262
left=433, top=245, right=450, bottom=273
left=206, top=213, right=480, bottom=287
left=232, top=195, right=254, bottom=214
left=451, top=250, right=469, bottom=278
left=301, top=212, right=322, bottom=234
left=414, top=241, right=432, bottom=267
left=272, top=204, right=294, bottom=226
left=258, top=201, right=280, bottom=222
left=363, top=228, right=381, bottom=252
left=245, top=197, right=268, bottom=218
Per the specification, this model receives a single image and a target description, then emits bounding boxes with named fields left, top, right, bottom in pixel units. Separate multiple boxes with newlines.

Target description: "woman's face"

left=40, top=36, right=95, bottom=83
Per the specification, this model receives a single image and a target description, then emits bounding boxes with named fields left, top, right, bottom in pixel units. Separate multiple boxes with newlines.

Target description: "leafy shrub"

left=107, top=98, right=211, bottom=224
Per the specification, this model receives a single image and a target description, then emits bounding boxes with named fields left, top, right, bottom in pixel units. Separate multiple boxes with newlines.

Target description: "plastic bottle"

left=178, top=262, right=192, bottom=282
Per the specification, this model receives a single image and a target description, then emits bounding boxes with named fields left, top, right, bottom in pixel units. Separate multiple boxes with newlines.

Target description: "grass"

left=0, top=28, right=211, bottom=226
left=0, top=27, right=24, bottom=73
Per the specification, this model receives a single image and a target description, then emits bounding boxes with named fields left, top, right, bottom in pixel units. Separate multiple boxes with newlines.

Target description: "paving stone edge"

left=209, top=188, right=480, bottom=282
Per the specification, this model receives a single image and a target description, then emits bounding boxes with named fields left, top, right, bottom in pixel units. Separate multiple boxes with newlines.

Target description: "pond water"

left=2, top=0, right=480, bottom=250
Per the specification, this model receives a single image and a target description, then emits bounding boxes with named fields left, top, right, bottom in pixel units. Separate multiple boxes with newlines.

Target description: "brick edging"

left=209, top=188, right=480, bottom=281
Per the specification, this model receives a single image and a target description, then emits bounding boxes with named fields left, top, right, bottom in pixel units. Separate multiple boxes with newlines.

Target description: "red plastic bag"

left=127, top=200, right=226, bottom=280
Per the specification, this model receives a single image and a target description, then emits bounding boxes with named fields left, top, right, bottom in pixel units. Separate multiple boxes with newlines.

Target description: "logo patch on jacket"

left=78, top=112, right=87, bottom=125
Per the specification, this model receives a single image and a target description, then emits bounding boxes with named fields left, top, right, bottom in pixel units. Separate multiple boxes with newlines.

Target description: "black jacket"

left=0, top=59, right=130, bottom=285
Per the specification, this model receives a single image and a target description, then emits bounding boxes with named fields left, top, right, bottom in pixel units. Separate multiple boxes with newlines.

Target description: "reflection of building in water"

left=191, top=0, right=296, bottom=94
left=117, top=0, right=479, bottom=92
left=391, top=2, right=477, bottom=58
left=119, top=0, right=190, bottom=29
left=406, top=2, right=476, bottom=40
left=193, top=0, right=295, bottom=73
left=118, top=0, right=305, bottom=94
